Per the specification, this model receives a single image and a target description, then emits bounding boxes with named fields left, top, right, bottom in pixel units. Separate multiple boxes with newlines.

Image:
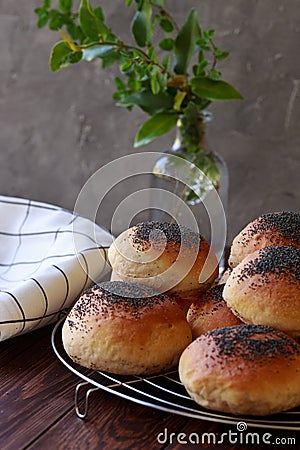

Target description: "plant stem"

left=80, top=40, right=173, bottom=78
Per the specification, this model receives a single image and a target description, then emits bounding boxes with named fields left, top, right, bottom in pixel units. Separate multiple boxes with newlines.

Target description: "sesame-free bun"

left=223, top=245, right=300, bottom=337
left=179, top=324, right=300, bottom=416
left=62, top=281, right=192, bottom=375
left=108, top=222, right=218, bottom=312
left=229, top=211, right=300, bottom=268
left=187, top=285, right=243, bottom=339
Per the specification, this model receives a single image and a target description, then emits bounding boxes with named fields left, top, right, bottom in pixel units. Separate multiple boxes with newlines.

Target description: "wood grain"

left=0, top=325, right=51, bottom=367
left=0, top=330, right=77, bottom=450
left=27, top=389, right=188, bottom=450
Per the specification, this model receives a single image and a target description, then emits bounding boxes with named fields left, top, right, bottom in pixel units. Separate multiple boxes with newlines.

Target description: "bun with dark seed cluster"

left=179, top=324, right=300, bottom=415
left=62, top=281, right=192, bottom=375
left=187, top=284, right=243, bottom=339
left=108, top=221, right=218, bottom=313
left=229, top=211, right=300, bottom=268
left=223, top=245, right=300, bottom=337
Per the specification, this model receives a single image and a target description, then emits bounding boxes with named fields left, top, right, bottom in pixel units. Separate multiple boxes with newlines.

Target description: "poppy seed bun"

left=229, top=211, right=300, bottom=268
left=108, top=221, right=218, bottom=312
left=62, top=281, right=192, bottom=375
left=179, top=324, right=300, bottom=416
left=187, top=285, right=243, bottom=339
left=223, top=245, right=300, bottom=337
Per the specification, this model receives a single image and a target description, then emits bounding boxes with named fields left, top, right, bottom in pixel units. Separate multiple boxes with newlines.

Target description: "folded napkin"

left=0, top=196, right=113, bottom=342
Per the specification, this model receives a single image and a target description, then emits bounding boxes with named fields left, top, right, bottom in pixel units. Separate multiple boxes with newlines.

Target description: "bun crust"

left=187, top=285, right=243, bottom=339
left=223, top=245, right=300, bottom=337
left=108, top=222, right=218, bottom=312
left=62, top=281, right=192, bottom=375
left=229, top=211, right=300, bottom=268
left=179, top=324, right=300, bottom=416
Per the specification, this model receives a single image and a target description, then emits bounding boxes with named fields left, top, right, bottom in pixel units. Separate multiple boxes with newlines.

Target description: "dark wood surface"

left=0, top=325, right=298, bottom=450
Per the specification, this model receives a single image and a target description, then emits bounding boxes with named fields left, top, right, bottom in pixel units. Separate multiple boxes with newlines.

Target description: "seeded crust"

left=223, top=246, right=300, bottom=337
left=229, top=211, right=300, bottom=268
left=179, top=324, right=300, bottom=415
left=108, top=222, right=219, bottom=313
left=62, top=281, right=192, bottom=375
left=187, top=284, right=243, bottom=339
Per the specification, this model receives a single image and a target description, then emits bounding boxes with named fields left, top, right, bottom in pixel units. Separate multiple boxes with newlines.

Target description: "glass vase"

left=152, top=108, right=228, bottom=273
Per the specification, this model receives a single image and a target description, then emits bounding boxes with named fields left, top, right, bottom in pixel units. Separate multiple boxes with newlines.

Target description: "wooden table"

left=1, top=324, right=298, bottom=450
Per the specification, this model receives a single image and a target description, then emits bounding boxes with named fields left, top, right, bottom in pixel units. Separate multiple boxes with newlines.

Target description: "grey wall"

left=0, top=1, right=299, bottom=242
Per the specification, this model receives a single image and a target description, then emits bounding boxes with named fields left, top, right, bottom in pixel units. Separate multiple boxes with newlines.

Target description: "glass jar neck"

left=172, top=109, right=212, bottom=154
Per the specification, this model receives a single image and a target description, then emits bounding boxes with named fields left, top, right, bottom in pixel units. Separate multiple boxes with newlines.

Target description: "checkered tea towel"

left=0, top=196, right=113, bottom=341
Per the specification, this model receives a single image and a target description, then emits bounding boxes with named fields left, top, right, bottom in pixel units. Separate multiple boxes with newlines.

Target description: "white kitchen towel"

left=0, top=196, right=113, bottom=341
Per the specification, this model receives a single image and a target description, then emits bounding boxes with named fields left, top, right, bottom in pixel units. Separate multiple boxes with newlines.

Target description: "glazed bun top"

left=229, top=211, right=300, bottom=268
left=127, top=221, right=202, bottom=254
left=234, top=245, right=300, bottom=285
left=108, top=221, right=218, bottom=294
left=182, top=324, right=300, bottom=374
left=70, top=281, right=180, bottom=323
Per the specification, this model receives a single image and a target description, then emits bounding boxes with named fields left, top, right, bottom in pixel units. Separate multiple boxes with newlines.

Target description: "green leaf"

left=79, top=0, right=108, bottom=41
left=50, top=41, right=73, bottom=71
left=159, top=17, right=174, bottom=33
left=150, top=72, right=160, bottom=95
left=121, top=60, right=132, bottom=72
left=131, top=4, right=152, bottom=47
left=36, top=11, right=49, bottom=28
left=82, top=45, right=116, bottom=61
left=59, top=0, right=72, bottom=13
left=207, top=69, right=221, bottom=80
left=191, top=77, right=243, bottom=100
left=119, top=91, right=173, bottom=115
left=148, top=46, right=157, bottom=62
left=214, top=48, right=229, bottom=61
left=134, top=113, right=178, bottom=147
left=43, top=0, right=51, bottom=8
left=159, top=38, right=174, bottom=51
left=162, top=54, right=171, bottom=71
left=174, top=8, right=201, bottom=74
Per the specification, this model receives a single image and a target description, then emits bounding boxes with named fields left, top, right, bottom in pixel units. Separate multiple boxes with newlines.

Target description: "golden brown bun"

left=223, top=245, right=300, bottom=337
left=62, top=281, right=192, bottom=375
left=229, top=211, right=300, bottom=268
left=108, top=222, right=218, bottom=312
left=179, top=324, right=300, bottom=416
left=187, top=285, right=243, bottom=339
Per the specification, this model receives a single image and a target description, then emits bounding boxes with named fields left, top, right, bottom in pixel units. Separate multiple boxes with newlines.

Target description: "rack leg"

left=74, top=381, right=99, bottom=419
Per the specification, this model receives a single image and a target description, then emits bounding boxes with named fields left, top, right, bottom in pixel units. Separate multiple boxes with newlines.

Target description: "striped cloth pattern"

left=0, top=196, right=113, bottom=342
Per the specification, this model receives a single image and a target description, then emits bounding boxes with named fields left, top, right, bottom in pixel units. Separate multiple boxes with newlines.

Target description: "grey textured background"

left=0, top=1, right=299, bottom=242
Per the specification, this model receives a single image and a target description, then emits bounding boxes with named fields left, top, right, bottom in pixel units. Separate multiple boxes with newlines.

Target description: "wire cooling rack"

left=51, top=318, right=300, bottom=430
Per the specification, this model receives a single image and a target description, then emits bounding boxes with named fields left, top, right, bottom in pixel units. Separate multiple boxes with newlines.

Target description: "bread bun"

left=229, top=211, right=300, bottom=268
left=187, top=285, right=243, bottom=339
left=62, top=281, right=192, bottom=375
left=108, top=221, right=218, bottom=312
left=179, top=324, right=300, bottom=416
left=223, top=245, right=300, bottom=337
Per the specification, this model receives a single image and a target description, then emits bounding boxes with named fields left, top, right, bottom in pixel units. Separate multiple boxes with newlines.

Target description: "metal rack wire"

left=51, top=318, right=300, bottom=430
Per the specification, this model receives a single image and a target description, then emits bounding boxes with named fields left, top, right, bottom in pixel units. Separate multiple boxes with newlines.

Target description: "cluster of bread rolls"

left=62, top=221, right=217, bottom=376
left=61, top=214, right=300, bottom=416
left=180, top=210, right=300, bottom=416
